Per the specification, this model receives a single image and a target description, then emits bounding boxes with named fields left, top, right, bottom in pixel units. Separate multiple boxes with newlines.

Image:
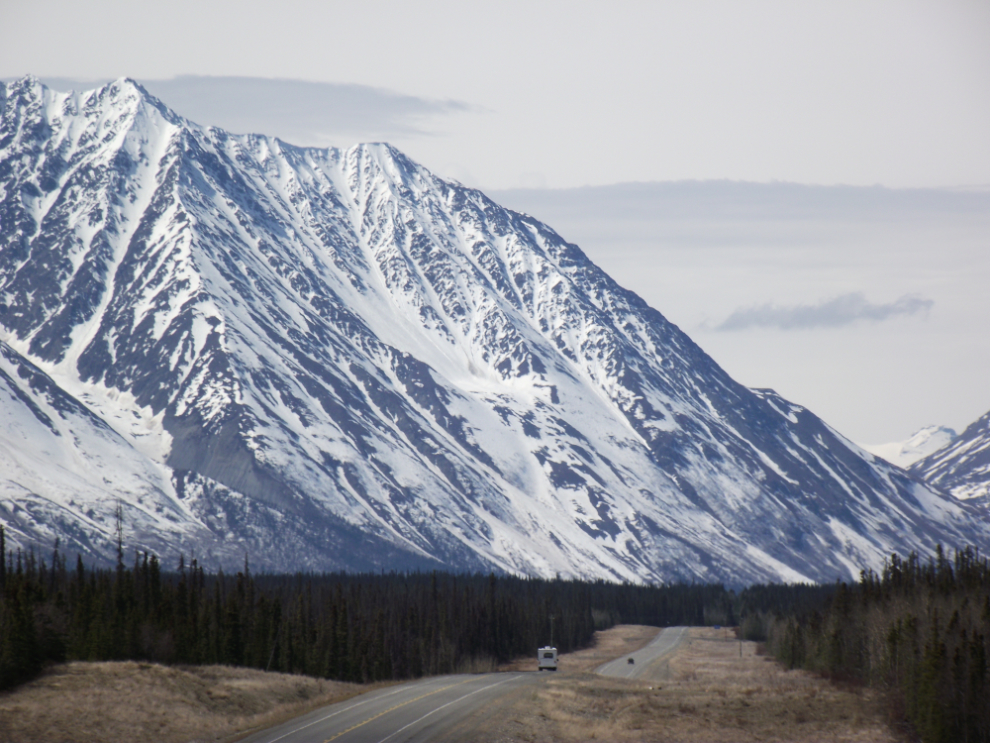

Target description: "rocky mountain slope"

left=0, top=76, right=985, bottom=583
left=0, top=340, right=229, bottom=562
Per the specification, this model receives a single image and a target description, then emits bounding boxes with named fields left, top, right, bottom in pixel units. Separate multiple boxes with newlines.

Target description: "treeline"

left=0, top=525, right=734, bottom=691
left=765, top=546, right=990, bottom=743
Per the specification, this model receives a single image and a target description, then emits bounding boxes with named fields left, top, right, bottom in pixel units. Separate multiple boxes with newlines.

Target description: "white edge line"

left=376, top=674, right=521, bottom=743
left=262, top=682, right=429, bottom=743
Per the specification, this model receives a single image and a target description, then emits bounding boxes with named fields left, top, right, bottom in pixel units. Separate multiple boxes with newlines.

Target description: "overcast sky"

left=491, top=183, right=990, bottom=445
left=3, top=0, right=989, bottom=445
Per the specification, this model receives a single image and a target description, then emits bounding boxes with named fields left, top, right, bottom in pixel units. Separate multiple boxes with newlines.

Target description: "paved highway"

left=595, top=626, right=689, bottom=680
left=240, top=672, right=542, bottom=743
left=243, top=627, right=682, bottom=741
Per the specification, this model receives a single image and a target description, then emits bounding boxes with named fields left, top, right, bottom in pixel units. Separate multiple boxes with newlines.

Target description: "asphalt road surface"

left=240, top=672, right=542, bottom=743
left=595, top=626, right=689, bottom=680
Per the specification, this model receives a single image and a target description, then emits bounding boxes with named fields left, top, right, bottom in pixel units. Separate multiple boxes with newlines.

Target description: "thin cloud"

left=715, top=292, right=934, bottom=331
left=30, top=76, right=480, bottom=146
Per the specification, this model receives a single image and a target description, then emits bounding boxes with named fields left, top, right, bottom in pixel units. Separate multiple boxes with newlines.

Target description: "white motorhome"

left=538, top=646, right=558, bottom=671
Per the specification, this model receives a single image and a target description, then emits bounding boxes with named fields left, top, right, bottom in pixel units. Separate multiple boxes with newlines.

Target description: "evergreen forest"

left=0, top=524, right=734, bottom=690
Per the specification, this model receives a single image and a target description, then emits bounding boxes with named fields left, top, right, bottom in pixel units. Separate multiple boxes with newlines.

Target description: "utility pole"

left=115, top=502, right=124, bottom=572
left=550, top=615, right=555, bottom=647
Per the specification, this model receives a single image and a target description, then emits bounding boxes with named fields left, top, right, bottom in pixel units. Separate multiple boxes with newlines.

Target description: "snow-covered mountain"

left=0, top=76, right=986, bottom=583
left=912, top=411, right=990, bottom=504
left=863, top=425, right=958, bottom=469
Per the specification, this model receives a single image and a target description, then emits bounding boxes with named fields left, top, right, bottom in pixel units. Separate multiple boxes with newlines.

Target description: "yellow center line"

left=322, top=677, right=474, bottom=743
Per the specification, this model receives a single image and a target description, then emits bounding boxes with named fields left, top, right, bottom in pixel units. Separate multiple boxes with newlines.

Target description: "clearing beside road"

left=471, top=627, right=901, bottom=742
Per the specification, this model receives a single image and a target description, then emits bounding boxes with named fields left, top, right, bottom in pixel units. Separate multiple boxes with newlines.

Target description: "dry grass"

left=475, top=627, right=903, bottom=742
left=0, top=661, right=378, bottom=743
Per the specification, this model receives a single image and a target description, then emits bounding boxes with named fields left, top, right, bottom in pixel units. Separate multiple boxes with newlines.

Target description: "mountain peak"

left=863, top=425, right=958, bottom=469
left=1, top=76, right=986, bottom=582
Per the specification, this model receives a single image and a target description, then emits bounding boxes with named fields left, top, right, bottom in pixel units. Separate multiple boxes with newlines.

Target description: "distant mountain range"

left=860, top=415, right=990, bottom=507
left=0, top=76, right=986, bottom=583
left=863, top=426, right=959, bottom=468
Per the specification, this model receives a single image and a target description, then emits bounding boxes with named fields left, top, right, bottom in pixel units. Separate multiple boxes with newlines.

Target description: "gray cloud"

left=30, top=76, right=479, bottom=146
left=715, top=292, right=934, bottom=331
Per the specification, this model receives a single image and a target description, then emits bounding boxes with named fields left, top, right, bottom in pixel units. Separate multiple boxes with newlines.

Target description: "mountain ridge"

left=912, top=411, right=990, bottom=504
